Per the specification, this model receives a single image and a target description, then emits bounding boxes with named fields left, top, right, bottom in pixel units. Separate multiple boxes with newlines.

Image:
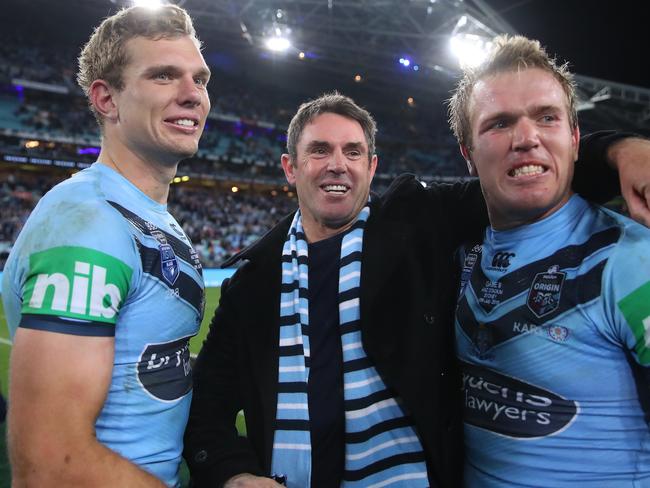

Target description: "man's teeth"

left=323, top=185, right=348, bottom=192
left=511, top=165, right=544, bottom=177
left=173, top=119, right=196, bottom=127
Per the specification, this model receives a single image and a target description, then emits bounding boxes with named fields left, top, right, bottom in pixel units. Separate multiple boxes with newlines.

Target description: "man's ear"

left=89, top=79, right=118, bottom=123
left=281, top=154, right=296, bottom=185
left=460, top=144, right=477, bottom=176
left=571, top=124, right=580, bottom=163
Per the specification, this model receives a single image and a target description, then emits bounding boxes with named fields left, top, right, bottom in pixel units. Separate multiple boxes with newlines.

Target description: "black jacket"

left=184, top=132, right=624, bottom=487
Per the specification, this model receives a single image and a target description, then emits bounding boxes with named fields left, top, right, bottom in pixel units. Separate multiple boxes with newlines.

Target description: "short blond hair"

left=77, top=5, right=200, bottom=125
left=448, top=35, right=577, bottom=149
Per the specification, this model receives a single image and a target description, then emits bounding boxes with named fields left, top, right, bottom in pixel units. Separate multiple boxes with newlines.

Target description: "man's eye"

left=155, top=72, right=172, bottom=81
left=540, top=115, right=556, bottom=123
left=194, top=77, right=207, bottom=86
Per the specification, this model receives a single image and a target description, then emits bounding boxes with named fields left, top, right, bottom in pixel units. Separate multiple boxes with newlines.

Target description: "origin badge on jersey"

left=527, top=266, right=566, bottom=318
left=21, top=246, right=132, bottom=325
left=618, top=281, right=650, bottom=365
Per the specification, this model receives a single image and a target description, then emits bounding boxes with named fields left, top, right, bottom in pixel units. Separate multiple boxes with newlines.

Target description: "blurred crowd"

left=0, top=30, right=472, bottom=271
left=0, top=171, right=296, bottom=270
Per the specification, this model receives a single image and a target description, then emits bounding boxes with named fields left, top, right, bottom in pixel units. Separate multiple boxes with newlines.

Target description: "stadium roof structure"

left=6, top=0, right=650, bottom=134
left=180, top=0, right=649, bottom=134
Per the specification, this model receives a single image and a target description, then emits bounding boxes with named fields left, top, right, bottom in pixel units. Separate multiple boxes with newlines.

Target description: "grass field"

left=0, top=286, right=223, bottom=487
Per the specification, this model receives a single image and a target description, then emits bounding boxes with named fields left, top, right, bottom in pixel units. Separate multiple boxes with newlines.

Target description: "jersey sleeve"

left=601, top=220, right=650, bottom=366
left=8, top=196, right=137, bottom=337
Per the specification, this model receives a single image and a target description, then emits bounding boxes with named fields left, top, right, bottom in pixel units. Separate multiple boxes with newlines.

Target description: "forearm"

left=9, top=428, right=165, bottom=487
left=8, top=329, right=167, bottom=487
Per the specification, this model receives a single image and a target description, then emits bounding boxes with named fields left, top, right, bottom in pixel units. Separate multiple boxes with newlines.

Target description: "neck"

left=302, top=218, right=356, bottom=244
left=489, top=193, right=574, bottom=231
left=97, top=142, right=176, bottom=204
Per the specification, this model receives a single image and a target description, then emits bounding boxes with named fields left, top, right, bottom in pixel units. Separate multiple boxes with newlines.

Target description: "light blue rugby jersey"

left=455, top=195, right=650, bottom=488
left=2, top=163, right=204, bottom=487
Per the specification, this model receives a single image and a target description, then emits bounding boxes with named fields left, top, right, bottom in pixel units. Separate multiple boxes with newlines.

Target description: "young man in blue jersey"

left=2, top=5, right=210, bottom=487
left=449, top=35, right=650, bottom=486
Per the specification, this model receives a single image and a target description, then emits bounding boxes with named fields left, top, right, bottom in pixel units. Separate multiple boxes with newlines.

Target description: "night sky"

left=485, top=0, right=648, bottom=88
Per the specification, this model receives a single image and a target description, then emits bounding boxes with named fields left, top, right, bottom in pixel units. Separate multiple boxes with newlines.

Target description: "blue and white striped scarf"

left=271, top=205, right=429, bottom=487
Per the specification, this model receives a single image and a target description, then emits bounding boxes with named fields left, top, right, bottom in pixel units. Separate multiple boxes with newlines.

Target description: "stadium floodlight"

left=449, top=14, right=496, bottom=69
left=265, top=35, right=291, bottom=52
left=261, top=9, right=293, bottom=53
left=449, top=33, right=492, bottom=68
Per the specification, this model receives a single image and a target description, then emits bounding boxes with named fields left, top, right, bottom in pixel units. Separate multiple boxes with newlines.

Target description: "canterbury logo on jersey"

left=22, top=246, right=132, bottom=324
left=490, top=251, right=515, bottom=270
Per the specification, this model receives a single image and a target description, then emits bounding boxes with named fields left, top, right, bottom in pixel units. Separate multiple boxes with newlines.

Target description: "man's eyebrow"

left=479, top=111, right=514, bottom=127
left=142, top=64, right=181, bottom=76
left=142, top=65, right=211, bottom=79
left=343, top=141, right=366, bottom=151
left=305, top=140, right=332, bottom=150
left=530, top=104, right=562, bottom=116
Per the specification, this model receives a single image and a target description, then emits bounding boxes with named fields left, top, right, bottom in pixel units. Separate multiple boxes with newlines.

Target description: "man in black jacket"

left=184, top=92, right=650, bottom=488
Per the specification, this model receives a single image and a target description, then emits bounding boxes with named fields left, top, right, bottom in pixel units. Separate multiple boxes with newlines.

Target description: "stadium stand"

left=0, top=30, right=474, bottom=271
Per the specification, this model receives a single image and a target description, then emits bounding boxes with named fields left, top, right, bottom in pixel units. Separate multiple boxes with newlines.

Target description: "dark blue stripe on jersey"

left=138, top=243, right=203, bottom=313
left=458, top=260, right=607, bottom=350
left=470, top=226, right=620, bottom=313
left=20, top=314, right=115, bottom=337
left=107, top=200, right=202, bottom=274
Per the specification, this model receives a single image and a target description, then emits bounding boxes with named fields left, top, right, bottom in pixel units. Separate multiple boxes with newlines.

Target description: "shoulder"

left=10, top=172, right=140, bottom=281
left=596, top=207, right=650, bottom=296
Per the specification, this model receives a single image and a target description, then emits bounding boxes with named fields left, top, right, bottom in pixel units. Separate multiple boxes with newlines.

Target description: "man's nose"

left=512, top=118, right=539, bottom=151
left=327, top=149, right=347, bottom=173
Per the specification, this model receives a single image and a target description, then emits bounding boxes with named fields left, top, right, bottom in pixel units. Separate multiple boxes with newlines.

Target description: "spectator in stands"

left=450, top=34, right=650, bottom=487
left=3, top=5, right=209, bottom=487
left=184, top=92, right=650, bottom=488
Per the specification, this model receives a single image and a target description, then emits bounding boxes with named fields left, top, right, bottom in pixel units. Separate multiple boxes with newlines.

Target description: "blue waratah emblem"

left=159, top=243, right=179, bottom=286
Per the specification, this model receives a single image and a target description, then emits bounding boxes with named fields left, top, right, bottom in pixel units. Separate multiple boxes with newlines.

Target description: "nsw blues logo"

left=159, top=243, right=179, bottom=286
left=150, top=227, right=180, bottom=286
left=527, top=265, right=566, bottom=318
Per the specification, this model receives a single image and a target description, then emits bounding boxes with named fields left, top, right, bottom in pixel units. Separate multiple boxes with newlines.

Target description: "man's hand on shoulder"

left=224, top=473, right=284, bottom=487
left=608, top=136, right=650, bottom=226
